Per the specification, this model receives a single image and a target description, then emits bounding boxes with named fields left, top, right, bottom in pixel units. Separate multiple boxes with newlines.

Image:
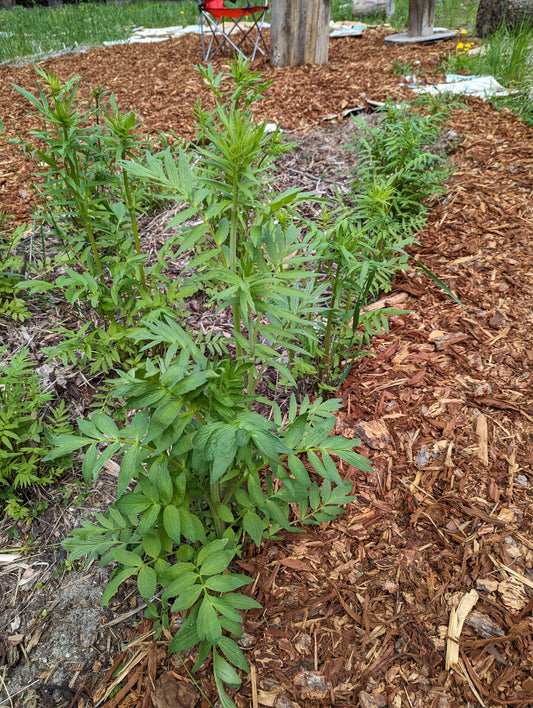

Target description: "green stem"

left=322, top=264, right=341, bottom=384
left=123, top=171, right=147, bottom=289
left=208, top=481, right=226, bottom=538
left=230, top=172, right=243, bottom=361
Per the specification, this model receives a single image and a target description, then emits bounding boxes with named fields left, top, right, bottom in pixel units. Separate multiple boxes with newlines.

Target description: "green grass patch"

left=0, top=1, right=199, bottom=63
left=390, top=0, right=478, bottom=31
left=445, top=21, right=533, bottom=125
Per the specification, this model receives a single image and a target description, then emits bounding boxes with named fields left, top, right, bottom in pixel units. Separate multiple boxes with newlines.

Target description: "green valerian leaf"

left=112, top=547, right=143, bottom=567
left=213, top=650, right=242, bottom=688
left=242, top=511, right=264, bottom=547
left=162, top=504, right=181, bottom=543
left=137, top=564, right=157, bottom=599
left=142, top=528, right=161, bottom=559
left=137, top=503, right=161, bottom=535
left=117, top=445, right=144, bottom=497
left=170, top=583, right=203, bottom=612
left=210, top=596, right=243, bottom=624
left=204, top=574, right=253, bottom=592
left=101, top=566, right=139, bottom=606
left=196, top=538, right=229, bottom=567
left=218, top=636, right=249, bottom=672
left=162, top=571, right=198, bottom=601
left=215, top=502, right=235, bottom=523
left=200, top=550, right=235, bottom=577
left=168, top=605, right=200, bottom=653
left=197, top=595, right=222, bottom=644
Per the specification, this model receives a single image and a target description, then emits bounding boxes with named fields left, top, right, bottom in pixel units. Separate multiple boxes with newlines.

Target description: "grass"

left=390, top=0, right=478, bottom=31
left=445, top=21, right=533, bottom=125
left=0, top=0, right=200, bottom=62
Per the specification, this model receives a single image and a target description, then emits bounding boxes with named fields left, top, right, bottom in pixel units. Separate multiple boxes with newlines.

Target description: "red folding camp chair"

left=199, top=0, right=269, bottom=61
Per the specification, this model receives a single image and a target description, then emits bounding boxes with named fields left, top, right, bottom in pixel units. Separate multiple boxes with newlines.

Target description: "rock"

left=415, top=444, right=431, bottom=468
left=293, top=670, right=330, bottom=699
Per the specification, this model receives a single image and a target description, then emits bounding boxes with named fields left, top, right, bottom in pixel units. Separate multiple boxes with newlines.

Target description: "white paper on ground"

left=412, top=74, right=512, bottom=98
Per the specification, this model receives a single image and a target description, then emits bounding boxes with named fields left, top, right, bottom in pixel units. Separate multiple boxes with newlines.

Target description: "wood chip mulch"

left=1, top=27, right=532, bottom=708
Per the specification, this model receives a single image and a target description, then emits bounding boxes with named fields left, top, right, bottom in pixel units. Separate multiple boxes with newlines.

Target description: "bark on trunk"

left=270, top=0, right=331, bottom=67
left=0, top=0, right=13, bottom=9
left=407, top=0, right=437, bottom=37
left=476, top=0, right=533, bottom=37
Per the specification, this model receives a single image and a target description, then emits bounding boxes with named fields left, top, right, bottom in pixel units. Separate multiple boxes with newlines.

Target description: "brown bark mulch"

left=1, top=28, right=532, bottom=708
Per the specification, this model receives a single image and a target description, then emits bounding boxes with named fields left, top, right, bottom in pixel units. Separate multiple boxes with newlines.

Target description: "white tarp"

left=412, top=73, right=512, bottom=99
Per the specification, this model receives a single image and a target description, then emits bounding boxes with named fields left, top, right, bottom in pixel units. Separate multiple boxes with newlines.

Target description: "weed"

left=0, top=346, right=73, bottom=519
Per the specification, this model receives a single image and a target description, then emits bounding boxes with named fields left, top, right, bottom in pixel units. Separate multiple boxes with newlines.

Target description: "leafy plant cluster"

left=4, top=59, right=458, bottom=705
left=0, top=346, right=73, bottom=519
left=13, top=67, right=187, bottom=375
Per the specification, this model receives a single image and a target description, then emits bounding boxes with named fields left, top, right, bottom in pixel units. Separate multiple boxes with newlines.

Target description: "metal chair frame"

left=199, top=1, right=269, bottom=61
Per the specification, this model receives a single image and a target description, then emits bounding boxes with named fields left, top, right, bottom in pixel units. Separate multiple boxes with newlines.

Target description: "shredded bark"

left=0, top=27, right=532, bottom=708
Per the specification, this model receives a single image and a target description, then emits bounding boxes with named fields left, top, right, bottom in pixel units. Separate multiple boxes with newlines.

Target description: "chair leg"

left=200, top=8, right=269, bottom=61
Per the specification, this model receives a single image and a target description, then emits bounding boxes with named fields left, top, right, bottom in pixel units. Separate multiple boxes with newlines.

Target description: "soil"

left=1, top=27, right=532, bottom=708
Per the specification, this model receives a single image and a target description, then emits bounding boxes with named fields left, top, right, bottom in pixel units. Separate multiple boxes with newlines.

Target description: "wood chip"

left=446, top=589, right=479, bottom=671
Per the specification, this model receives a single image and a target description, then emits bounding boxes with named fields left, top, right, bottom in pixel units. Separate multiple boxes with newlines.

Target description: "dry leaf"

left=152, top=672, right=198, bottom=708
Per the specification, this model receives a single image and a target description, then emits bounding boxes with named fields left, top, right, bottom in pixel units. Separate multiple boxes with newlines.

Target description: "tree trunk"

left=407, top=0, right=437, bottom=37
left=476, top=0, right=533, bottom=37
left=270, top=0, right=331, bottom=67
left=0, top=0, right=13, bottom=9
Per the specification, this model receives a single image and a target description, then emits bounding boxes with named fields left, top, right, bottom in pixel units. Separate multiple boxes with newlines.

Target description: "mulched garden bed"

left=0, top=27, right=532, bottom=708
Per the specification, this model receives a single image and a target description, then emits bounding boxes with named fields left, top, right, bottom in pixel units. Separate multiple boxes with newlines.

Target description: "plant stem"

left=123, top=171, right=147, bottom=289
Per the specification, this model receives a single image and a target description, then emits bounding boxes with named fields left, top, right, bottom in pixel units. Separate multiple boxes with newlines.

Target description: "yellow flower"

left=456, top=42, right=464, bottom=50
left=461, top=29, right=467, bottom=34
left=180, top=10, right=184, bottom=13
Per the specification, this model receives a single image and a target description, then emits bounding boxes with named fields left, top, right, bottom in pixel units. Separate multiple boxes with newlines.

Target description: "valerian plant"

left=48, top=59, right=461, bottom=706
left=50, top=322, right=372, bottom=706
left=12, top=68, right=184, bottom=374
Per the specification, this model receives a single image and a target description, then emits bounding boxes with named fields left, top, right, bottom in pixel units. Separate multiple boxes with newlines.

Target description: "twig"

left=0, top=678, right=41, bottom=707
left=250, top=664, right=258, bottom=708
left=286, top=167, right=339, bottom=184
